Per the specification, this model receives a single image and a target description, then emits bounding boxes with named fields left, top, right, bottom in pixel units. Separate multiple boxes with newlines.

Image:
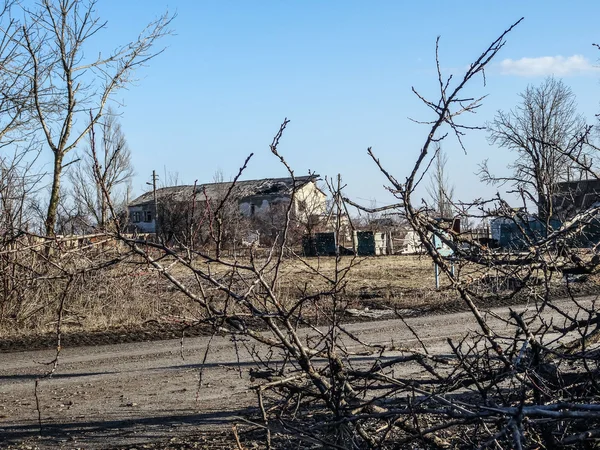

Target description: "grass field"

left=282, top=255, right=441, bottom=291
left=277, top=254, right=453, bottom=310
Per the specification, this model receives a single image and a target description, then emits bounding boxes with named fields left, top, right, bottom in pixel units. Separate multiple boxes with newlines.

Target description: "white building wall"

left=293, top=182, right=327, bottom=221
left=129, top=205, right=156, bottom=233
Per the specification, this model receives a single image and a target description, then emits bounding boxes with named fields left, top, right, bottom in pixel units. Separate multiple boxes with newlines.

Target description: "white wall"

left=128, top=205, right=156, bottom=233
left=293, top=182, right=327, bottom=221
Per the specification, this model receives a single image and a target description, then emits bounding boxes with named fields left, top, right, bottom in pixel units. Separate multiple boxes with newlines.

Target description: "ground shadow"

left=0, top=406, right=258, bottom=447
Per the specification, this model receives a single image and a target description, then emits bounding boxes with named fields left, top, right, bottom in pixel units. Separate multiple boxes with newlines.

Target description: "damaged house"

left=482, top=180, right=600, bottom=250
left=127, top=175, right=327, bottom=245
left=553, top=179, right=600, bottom=220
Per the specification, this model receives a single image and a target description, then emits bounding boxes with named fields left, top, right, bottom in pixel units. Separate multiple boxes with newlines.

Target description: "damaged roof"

left=128, top=175, right=320, bottom=207
left=553, top=179, right=600, bottom=217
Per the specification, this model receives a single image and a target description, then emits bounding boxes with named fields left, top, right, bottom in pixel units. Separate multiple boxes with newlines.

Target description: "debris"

left=345, top=308, right=394, bottom=319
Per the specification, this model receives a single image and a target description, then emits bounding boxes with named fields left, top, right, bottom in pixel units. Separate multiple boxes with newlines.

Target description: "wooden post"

left=151, top=170, right=159, bottom=240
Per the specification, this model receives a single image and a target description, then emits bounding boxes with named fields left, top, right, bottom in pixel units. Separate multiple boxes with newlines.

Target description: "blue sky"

left=80, top=1, right=600, bottom=209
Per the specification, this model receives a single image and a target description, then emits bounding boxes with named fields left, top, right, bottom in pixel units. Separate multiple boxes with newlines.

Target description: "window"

left=144, top=211, right=152, bottom=222
left=131, top=211, right=141, bottom=223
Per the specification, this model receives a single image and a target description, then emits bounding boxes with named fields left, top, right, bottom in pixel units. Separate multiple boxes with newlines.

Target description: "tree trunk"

left=537, top=192, right=552, bottom=237
left=45, top=152, right=63, bottom=236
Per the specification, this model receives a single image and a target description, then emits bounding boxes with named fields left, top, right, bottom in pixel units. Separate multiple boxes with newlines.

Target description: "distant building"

left=553, top=179, right=600, bottom=220
left=127, top=175, right=326, bottom=235
left=398, top=218, right=459, bottom=255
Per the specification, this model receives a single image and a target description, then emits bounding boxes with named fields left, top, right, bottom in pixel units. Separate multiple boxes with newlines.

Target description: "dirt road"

left=0, top=297, right=592, bottom=448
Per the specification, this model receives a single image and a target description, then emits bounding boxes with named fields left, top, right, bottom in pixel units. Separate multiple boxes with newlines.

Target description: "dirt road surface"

left=0, top=297, right=592, bottom=448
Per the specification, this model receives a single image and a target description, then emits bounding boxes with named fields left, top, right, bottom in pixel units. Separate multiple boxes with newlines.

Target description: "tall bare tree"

left=0, top=0, right=44, bottom=236
left=426, top=145, right=454, bottom=218
left=16, top=0, right=172, bottom=235
left=69, top=108, right=134, bottom=230
left=481, top=77, right=591, bottom=223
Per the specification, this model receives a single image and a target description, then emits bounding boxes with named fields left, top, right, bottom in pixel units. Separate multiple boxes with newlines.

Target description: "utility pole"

left=147, top=170, right=159, bottom=240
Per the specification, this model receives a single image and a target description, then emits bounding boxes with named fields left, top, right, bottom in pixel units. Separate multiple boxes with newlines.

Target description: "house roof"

left=128, top=175, right=320, bottom=207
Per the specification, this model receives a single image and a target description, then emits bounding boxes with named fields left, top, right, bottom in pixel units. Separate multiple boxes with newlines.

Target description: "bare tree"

left=16, top=0, right=173, bottom=235
left=426, top=144, right=455, bottom=218
left=481, top=77, right=592, bottom=223
left=69, top=109, right=134, bottom=231
left=0, top=1, right=42, bottom=233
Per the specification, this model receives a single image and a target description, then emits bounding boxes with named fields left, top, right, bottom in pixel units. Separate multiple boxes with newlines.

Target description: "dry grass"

left=0, top=252, right=444, bottom=338
left=280, top=255, right=443, bottom=291
left=275, top=255, right=448, bottom=311
left=2, top=247, right=596, bottom=340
